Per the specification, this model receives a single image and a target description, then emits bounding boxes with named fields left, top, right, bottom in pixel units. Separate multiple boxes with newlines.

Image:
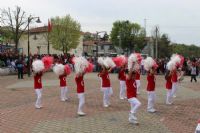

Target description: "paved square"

left=0, top=72, right=200, bottom=133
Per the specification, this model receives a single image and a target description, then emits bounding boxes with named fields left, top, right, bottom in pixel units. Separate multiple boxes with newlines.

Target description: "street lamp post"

left=130, top=28, right=136, bottom=54
left=27, top=16, right=41, bottom=77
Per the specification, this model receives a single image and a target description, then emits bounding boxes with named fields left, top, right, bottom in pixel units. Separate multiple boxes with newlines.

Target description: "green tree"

left=110, top=20, right=145, bottom=54
left=83, top=32, right=95, bottom=41
left=50, top=15, right=81, bottom=53
left=0, top=27, right=13, bottom=43
left=157, top=34, right=172, bottom=58
left=101, top=33, right=109, bottom=41
left=171, top=43, right=200, bottom=57
left=0, top=6, right=29, bottom=49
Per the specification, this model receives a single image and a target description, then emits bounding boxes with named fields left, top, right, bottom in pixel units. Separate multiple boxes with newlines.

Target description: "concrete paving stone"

left=0, top=72, right=200, bottom=133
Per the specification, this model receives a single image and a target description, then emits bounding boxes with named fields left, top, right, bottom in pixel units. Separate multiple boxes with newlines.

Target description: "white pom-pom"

left=144, top=57, right=154, bottom=71
left=171, top=54, right=181, bottom=64
left=104, top=57, right=116, bottom=68
left=98, top=57, right=104, bottom=65
left=53, top=64, right=65, bottom=76
left=74, top=56, right=88, bottom=74
left=128, top=54, right=138, bottom=70
left=166, top=61, right=176, bottom=71
left=32, top=60, right=45, bottom=73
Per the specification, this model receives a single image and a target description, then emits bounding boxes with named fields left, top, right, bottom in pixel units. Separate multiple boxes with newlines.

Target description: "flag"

left=48, top=19, right=52, bottom=32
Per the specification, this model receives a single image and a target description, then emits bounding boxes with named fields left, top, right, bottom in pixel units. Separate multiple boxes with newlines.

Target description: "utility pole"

left=144, top=18, right=147, bottom=37
left=155, top=26, right=158, bottom=59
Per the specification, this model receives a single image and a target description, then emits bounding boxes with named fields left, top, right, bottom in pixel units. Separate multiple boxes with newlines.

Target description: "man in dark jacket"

left=16, top=57, right=24, bottom=79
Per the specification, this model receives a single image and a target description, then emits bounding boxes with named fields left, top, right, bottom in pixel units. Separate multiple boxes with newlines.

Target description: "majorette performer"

left=165, top=70, right=173, bottom=105
left=128, top=53, right=143, bottom=95
left=32, top=56, right=53, bottom=109
left=73, top=56, right=94, bottom=116
left=167, top=54, right=184, bottom=98
left=53, top=64, right=71, bottom=101
left=113, top=55, right=127, bottom=99
left=98, top=57, right=116, bottom=107
left=144, top=57, right=158, bottom=113
left=126, top=53, right=142, bottom=124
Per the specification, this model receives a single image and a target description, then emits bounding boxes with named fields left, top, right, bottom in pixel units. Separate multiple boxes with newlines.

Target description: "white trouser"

left=147, top=91, right=156, bottom=110
left=166, top=89, right=173, bottom=103
left=119, top=80, right=126, bottom=99
left=35, top=89, right=42, bottom=107
left=136, top=80, right=141, bottom=93
left=102, top=87, right=111, bottom=106
left=128, top=97, right=141, bottom=114
left=60, top=87, right=68, bottom=100
left=171, top=82, right=178, bottom=96
left=78, top=93, right=85, bottom=112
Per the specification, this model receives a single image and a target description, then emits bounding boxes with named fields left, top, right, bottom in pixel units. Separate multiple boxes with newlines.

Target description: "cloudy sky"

left=1, top=0, right=200, bottom=46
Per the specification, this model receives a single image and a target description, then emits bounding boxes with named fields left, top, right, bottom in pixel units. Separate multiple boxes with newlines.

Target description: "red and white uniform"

left=171, top=72, right=178, bottom=83
left=118, top=69, right=126, bottom=99
left=99, top=70, right=112, bottom=107
left=171, top=71, right=178, bottom=97
left=126, top=78, right=137, bottom=99
left=99, top=71, right=111, bottom=88
left=135, top=71, right=140, bottom=80
left=59, top=74, right=68, bottom=101
left=118, top=69, right=126, bottom=81
left=75, top=75, right=85, bottom=93
left=59, top=75, right=67, bottom=87
left=126, top=77, right=141, bottom=120
left=34, top=73, right=42, bottom=89
left=34, top=73, right=43, bottom=108
left=147, top=73, right=155, bottom=91
left=75, top=75, right=85, bottom=113
left=146, top=73, right=156, bottom=111
left=166, top=75, right=172, bottom=90
left=165, top=75, right=173, bottom=104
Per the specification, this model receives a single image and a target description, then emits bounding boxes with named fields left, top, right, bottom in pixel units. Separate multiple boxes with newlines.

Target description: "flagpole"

left=47, top=32, right=50, bottom=54
left=47, top=19, right=51, bottom=54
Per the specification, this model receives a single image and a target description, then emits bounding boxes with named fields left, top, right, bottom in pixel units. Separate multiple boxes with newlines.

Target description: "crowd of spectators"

left=0, top=51, right=200, bottom=79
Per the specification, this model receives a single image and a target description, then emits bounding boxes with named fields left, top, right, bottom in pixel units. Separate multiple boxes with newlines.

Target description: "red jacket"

left=126, top=78, right=137, bottom=99
left=166, top=75, right=172, bottom=89
left=147, top=73, right=155, bottom=91
left=34, top=73, right=42, bottom=89
left=135, top=71, right=140, bottom=80
left=118, top=69, right=126, bottom=81
left=59, top=74, right=67, bottom=87
left=99, top=71, right=111, bottom=87
left=171, top=72, right=177, bottom=83
left=75, top=75, right=84, bottom=93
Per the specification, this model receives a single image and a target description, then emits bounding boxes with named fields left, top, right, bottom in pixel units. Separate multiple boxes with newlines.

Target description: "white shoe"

left=35, top=105, right=41, bottom=109
left=120, top=97, right=124, bottom=100
left=104, top=104, right=109, bottom=108
left=77, top=111, right=86, bottom=116
left=64, top=98, right=69, bottom=101
left=147, top=108, right=156, bottom=113
left=166, top=102, right=172, bottom=105
left=173, top=95, right=176, bottom=98
left=61, top=98, right=65, bottom=102
left=129, top=118, right=139, bottom=124
left=129, top=113, right=137, bottom=121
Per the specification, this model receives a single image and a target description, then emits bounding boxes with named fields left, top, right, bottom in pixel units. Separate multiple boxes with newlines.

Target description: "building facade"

left=18, top=26, right=83, bottom=56
left=83, top=40, right=118, bottom=57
